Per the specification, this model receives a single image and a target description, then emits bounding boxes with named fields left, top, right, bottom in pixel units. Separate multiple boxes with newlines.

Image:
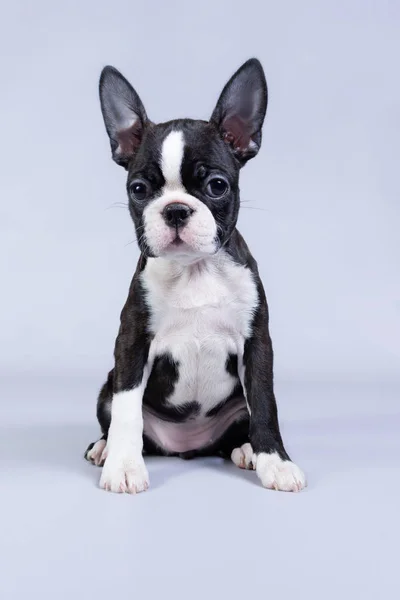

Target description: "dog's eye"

left=206, top=177, right=229, bottom=199
left=129, top=180, right=148, bottom=201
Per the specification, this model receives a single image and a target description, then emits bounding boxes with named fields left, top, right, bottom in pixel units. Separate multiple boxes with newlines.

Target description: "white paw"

left=100, top=455, right=149, bottom=494
left=85, top=438, right=107, bottom=466
left=231, top=443, right=255, bottom=470
left=256, top=452, right=306, bottom=492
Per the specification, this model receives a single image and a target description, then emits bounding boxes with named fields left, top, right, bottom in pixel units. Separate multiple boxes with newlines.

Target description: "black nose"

left=163, top=203, right=194, bottom=228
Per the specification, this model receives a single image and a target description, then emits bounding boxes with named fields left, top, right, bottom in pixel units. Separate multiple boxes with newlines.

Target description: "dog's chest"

left=141, top=253, right=258, bottom=413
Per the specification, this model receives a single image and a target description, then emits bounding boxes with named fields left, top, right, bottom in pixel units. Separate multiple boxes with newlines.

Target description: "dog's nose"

left=163, top=203, right=194, bottom=228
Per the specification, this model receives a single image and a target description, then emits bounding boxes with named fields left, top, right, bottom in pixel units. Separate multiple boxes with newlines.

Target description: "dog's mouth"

left=154, top=229, right=220, bottom=260
left=171, top=235, right=183, bottom=246
left=162, top=234, right=197, bottom=259
left=167, top=235, right=186, bottom=251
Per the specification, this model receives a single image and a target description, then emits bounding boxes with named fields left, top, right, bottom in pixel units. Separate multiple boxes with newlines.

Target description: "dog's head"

left=99, top=59, right=267, bottom=261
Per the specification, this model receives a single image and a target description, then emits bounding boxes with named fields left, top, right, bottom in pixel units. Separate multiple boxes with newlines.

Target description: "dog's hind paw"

left=231, top=443, right=255, bottom=470
left=85, top=438, right=107, bottom=467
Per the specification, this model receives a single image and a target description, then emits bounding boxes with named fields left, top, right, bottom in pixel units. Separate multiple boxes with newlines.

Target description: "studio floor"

left=1, top=375, right=399, bottom=599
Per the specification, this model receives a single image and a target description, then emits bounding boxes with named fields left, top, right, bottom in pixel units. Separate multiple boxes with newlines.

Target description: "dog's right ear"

left=99, top=66, right=148, bottom=169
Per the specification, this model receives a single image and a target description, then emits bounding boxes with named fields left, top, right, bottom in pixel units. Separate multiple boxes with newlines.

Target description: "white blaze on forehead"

left=160, top=130, right=185, bottom=188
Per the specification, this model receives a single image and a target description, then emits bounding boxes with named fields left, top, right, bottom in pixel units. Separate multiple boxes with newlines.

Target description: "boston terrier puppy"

left=85, top=58, right=306, bottom=494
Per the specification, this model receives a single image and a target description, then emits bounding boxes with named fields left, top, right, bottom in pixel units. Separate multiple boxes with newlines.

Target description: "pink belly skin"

left=143, top=398, right=248, bottom=453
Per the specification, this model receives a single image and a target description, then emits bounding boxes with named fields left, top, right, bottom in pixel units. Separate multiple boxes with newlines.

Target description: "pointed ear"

left=210, top=58, right=268, bottom=165
left=99, top=66, right=149, bottom=168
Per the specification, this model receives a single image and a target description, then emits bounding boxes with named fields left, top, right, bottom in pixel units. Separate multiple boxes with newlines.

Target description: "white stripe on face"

left=160, top=130, right=185, bottom=189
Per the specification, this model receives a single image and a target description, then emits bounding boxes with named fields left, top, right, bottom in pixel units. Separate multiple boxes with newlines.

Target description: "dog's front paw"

left=99, top=454, right=149, bottom=494
left=256, top=452, right=306, bottom=492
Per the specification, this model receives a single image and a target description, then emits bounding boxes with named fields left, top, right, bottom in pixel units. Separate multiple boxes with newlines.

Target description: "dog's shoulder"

left=224, top=228, right=259, bottom=273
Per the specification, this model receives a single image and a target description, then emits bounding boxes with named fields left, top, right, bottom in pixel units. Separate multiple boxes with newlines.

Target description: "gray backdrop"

left=1, top=1, right=399, bottom=599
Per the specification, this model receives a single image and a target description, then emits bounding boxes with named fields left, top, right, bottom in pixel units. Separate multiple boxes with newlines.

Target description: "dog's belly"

left=143, top=396, right=248, bottom=453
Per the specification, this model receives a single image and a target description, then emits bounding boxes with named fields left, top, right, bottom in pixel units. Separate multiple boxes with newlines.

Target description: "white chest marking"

left=141, top=252, right=258, bottom=415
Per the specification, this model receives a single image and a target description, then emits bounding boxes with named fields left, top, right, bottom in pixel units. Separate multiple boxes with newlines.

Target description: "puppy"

left=85, top=58, right=306, bottom=494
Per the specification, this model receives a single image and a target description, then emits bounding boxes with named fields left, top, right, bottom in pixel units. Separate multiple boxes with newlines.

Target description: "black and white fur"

left=85, top=59, right=306, bottom=493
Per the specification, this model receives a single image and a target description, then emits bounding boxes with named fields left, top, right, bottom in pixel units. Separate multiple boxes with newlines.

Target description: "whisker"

left=105, top=202, right=129, bottom=211
left=240, top=205, right=269, bottom=212
left=240, top=199, right=271, bottom=213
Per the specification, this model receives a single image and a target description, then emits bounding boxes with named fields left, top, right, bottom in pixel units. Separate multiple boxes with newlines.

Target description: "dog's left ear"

left=210, top=58, right=267, bottom=165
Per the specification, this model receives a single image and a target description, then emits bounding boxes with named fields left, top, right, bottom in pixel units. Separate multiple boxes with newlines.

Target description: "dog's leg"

left=239, top=290, right=306, bottom=492
left=98, top=317, right=151, bottom=493
left=99, top=372, right=150, bottom=493
left=100, top=383, right=149, bottom=494
left=85, top=371, right=113, bottom=466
